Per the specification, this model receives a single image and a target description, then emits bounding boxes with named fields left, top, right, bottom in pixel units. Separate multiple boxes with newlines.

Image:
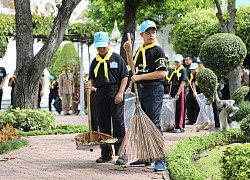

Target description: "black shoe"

left=64, top=113, right=71, bottom=116
left=96, top=156, right=113, bottom=163
left=115, top=155, right=128, bottom=165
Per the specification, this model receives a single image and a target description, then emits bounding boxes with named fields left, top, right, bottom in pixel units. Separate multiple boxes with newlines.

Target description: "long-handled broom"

left=75, top=86, right=117, bottom=150
left=118, top=33, right=167, bottom=162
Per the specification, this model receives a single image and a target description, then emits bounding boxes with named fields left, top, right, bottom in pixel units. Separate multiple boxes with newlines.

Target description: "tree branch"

left=214, top=0, right=229, bottom=33
left=228, top=0, right=236, bottom=34
left=35, top=0, right=81, bottom=69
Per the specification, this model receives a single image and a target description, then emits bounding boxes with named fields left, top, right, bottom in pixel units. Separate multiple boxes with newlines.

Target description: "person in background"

left=8, top=69, right=16, bottom=106
left=38, top=72, right=45, bottom=109
left=48, top=75, right=59, bottom=112
left=164, top=52, right=173, bottom=95
left=184, top=54, right=194, bottom=125
left=169, top=54, right=187, bottom=133
left=0, top=66, right=7, bottom=109
left=59, top=64, right=74, bottom=115
left=72, top=66, right=80, bottom=114
left=187, top=63, right=199, bottom=125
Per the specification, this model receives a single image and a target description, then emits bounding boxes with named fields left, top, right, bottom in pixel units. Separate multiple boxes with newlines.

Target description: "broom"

left=74, top=86, right=117, bottom=150
left=118, top=33, right=167, bottom=162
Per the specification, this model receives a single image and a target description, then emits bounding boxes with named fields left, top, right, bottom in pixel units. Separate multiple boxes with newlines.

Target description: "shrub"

left=170, top=9, right=220, bottom=56
left=240, top=114, right=250, bottom=137
left=232, top=86, right=250, bottom=105
left=200, top=33, right=247, bottom=77
left=196, top=68, right=218, bottom=104
left=231, top=101, right=250, bottom=122
left=167, top=129, right=248, bottom=180
left=220, top=143, right=250, bottom=180
left=0, top=34, right=8, bottom=58
left=0, top=107, right=55, bottom=131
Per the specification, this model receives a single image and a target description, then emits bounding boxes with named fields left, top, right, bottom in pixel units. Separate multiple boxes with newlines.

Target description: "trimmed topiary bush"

left=240, top=114, right=250, bottom=137
left=170, top=9, right=220, bottom=56
left=220, top=143, right=250, bottom=180
left=196, top=68, right=218, bottom=104
left=232, top=86, right=250, bottom=105
left=200, top=33, right=247, bottom=77
left=0, top=107, right=55, bottom=131
left=231, top=101, right=250, bottom=122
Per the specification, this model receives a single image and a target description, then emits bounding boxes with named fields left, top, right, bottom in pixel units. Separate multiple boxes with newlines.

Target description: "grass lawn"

left=0, top=139, right=28, bottom=154
left=195, top=143, right=241, bottom=179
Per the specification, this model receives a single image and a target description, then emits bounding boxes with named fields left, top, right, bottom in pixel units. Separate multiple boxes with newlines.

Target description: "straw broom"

left=118, top=33, right=167, bottom=162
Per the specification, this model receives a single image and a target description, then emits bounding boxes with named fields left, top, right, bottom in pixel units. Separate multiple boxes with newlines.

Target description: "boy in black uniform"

left=187, top=63, right=199, bottom=125
left=124, top=20, right=167, bottom=171
left=0, top=66, right=7, bottom=109
left=164, top=53, right=173, bottom=94
left=86, top=31, right=128, bottom=165
left=169, top=54, right=187, bottom=133
left=48, top=75, right=59, bottom=111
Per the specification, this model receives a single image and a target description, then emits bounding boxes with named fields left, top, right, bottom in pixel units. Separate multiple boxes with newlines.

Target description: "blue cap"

left=94, top=31, right=109, bottom=48
left=140, top=20, right=157, bottom=33
left=173, top=54, right=184, bottom=62
left=49, top=75, right=54, bottom=80
left=14, top=69, right=16, bottom=73
left=189, top=63, right=198, bottom=70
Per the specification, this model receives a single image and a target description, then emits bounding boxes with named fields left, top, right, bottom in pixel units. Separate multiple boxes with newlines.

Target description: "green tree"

left=170, top=9, right=220, bottom=56
left=51, top=41, right=78, bottom=78
left=13, top=0, right=81, bottom=109
left=87, top=0, right=215, bottom=58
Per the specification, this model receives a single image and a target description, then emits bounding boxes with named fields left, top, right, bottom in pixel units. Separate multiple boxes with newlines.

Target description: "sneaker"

left=204, top=125, right=213, bottom=130
left=116, top=155, right=128, bottom=165
left=96, top=156, right=113, bottom=163
left=146, top=162, right=155, bottom=169
left=209, top=127, right=220, bottom=132
left=171, top=129, right=184, bottom=133
left=129, top=160, right=146, bottom=167
left=154, top=160, right=166, bottom=172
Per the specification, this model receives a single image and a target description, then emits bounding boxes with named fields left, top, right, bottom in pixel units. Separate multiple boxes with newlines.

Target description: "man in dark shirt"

left=86, top=31, right=128, bottom=165
left=0, top=66, right=7, bottom=109
left=48, top=75, right=59, bottom=112
left=169, top=54, right=187, bottom=133
left=164, top=53, right=173, bottom=94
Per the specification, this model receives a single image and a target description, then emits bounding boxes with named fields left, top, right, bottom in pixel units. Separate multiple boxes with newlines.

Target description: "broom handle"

left=127, top=33, right=140, bottom=107
left=87, top=84, right=93, bottom=142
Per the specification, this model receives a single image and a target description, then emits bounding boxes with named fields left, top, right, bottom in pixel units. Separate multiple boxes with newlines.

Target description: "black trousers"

left=10, top=89, right=14, bottom=105
left=90, top=91, right=98, bottom=131
left=187, top=90, right=199, bottom=124
left=171, top=86, right=186, bottom=129
left=137, top=84, right=164, bottom=131
left=0, top=89, right=3, bottom=109
left=49, top=92, right=58, bottom=111
left=95, top=84, right=125, bottom=157
left=212, top=100, right=220, bottom=128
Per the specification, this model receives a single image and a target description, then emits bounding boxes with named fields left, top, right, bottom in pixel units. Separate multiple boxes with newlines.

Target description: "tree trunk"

left=214, top=0, right=239, bottom=98
left=120, top=0, right=140, bottom=61
left=13, top=0, right=81, bottom=109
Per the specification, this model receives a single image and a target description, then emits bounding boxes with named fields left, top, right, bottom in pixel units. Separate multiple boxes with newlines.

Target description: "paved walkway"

left=0, top=115, right=209, bottom=180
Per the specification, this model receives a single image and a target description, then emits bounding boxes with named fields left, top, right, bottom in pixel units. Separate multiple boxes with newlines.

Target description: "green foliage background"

left=170, top=9, right=220, bottom=57
left=48, top=41, right=78, bottom=78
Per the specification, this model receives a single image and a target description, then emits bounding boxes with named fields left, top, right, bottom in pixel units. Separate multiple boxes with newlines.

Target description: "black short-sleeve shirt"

left=89, top=52, right=128, bottom=88
left=0, top=67, right=6, bottom=84
left=170, top=67, right=187, bottom=87
left=135, top=46, right=167, bottom=83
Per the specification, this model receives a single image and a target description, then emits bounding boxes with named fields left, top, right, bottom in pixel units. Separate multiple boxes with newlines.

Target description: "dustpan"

left=74, top=85, right=118, bottom=151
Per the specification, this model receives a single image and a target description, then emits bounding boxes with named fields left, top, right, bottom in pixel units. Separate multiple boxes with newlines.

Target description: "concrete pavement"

left=0, top=114, right=209, bottom=180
